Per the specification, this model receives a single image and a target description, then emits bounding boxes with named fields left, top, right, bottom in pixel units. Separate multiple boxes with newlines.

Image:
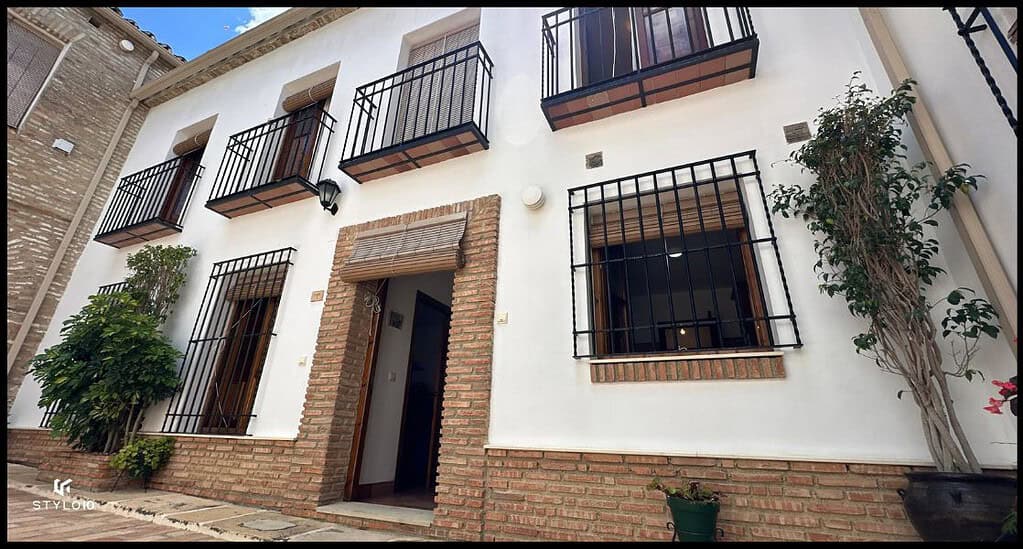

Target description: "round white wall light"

left=521, top=185, right=545, bottom=210
left=119, top=39, right=135, bottom=52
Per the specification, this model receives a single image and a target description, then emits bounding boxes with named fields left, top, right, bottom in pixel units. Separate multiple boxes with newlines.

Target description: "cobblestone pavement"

left=6, top=487, right=216, bottom=541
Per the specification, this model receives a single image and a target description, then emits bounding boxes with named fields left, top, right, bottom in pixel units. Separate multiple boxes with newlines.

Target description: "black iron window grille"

left=945, top=7, right=1018, bottom=136
left=94, top=155, right=205, bottom=248
left=161, top=247, right=295, bottom=435
left=207, top=103, right=335, bottom=217
left=567, top=151, right=801, bottom=359
left=339, top=41, right=494, bottom=182
left=40, top=280, right=130, bottom=428
left=541, top=7, right=756, bottom=99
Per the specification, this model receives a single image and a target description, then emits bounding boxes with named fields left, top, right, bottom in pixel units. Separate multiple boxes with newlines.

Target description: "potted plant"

left=770, top=75, right=1016, bottom=541
left=647, top=478, right=721, bottom=542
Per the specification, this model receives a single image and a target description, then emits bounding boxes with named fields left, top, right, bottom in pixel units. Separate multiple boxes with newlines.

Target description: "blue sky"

left=119, top=7, right=288, bottom=60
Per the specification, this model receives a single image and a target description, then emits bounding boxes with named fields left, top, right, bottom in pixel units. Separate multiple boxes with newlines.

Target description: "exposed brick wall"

left=481, top=448, right=924, bottom=542
left=590, top=354, right=785, bottom=383
left=7, top=7, right=176, bottom=412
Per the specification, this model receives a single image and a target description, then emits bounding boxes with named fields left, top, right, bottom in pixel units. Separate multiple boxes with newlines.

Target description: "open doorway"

left=346, top=271, right=454, bottom=510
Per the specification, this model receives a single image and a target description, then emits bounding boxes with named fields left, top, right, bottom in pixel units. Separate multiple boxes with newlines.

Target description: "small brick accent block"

left=482, top=448, right=922, bottom=542
left=590, top=355, right=785, bottom=383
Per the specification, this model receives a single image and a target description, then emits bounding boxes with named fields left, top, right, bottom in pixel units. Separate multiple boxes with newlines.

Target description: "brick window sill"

left=586, top=351, right=785, bottom=383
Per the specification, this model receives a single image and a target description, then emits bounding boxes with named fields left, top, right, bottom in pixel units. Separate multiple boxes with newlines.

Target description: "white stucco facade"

left=9, top=7, right=1017, bottom=469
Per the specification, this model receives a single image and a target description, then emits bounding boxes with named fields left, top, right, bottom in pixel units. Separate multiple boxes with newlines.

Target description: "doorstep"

left=315, top=500, right=434, bottom=528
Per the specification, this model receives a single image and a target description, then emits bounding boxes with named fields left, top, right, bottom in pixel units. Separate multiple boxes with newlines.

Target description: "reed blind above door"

left=282, top=77, right=336, bottom=113
left=339, top=211, right=468, bottom=282
left=7, top=18, right=60, bottom=127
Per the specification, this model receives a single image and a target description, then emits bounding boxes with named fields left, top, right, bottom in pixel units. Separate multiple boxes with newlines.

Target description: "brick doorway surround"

left=292, top=194, right=501, bottom=540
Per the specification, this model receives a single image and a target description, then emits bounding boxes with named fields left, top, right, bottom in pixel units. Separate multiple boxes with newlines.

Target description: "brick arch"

left=292, top=194, right=500, bottom=539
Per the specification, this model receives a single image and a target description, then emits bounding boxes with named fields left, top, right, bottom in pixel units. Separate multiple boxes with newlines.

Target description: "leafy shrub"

left=110, top=436, right=175, bottom=487
left=30, top=293, right=181, bottom=453
left=124, top=244, right=197, bottom=324
left=647, top=477, right=720, bottom=503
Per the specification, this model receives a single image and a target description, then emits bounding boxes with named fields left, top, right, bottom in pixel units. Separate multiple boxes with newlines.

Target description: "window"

left=7, top=17, right=61, bottom=128
left=568, top=151, right=800, bottom=358
left=161, top=248, right=294, bottom=435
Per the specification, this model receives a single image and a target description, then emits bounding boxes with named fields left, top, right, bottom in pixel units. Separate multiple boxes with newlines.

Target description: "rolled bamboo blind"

left=339, top=211, right=468, bottom=282
left=588, top=187, right=745, bottom=248
left=223, top=263, right=289, bottom=301
left=172, top=129, right=212, bottom=156
left=282, top=78, right=336, bottom=113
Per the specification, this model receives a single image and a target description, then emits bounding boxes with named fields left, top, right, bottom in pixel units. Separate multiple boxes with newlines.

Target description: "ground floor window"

left=568, top=151, right=801, bottom=358
left=161, top=247, right=294, bottom=435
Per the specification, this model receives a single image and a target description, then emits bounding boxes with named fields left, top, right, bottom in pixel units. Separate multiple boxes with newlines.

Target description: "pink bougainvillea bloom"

left=984, top=404, right=1004, bottom=414
left=992, top=379, right=1017, bottom=392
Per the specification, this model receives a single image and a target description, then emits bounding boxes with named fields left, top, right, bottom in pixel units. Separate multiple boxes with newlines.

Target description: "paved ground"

left=7, top=488, right=216, bottom=542
left=7, top=463, right=429, bottom=542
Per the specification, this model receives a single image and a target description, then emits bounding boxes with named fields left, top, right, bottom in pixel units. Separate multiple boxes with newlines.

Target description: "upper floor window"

left=568, top=151, right=800, bottom=358
left=7, top=17, right=61, bottom=128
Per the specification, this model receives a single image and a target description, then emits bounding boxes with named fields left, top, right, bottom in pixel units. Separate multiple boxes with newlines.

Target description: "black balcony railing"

left=339, top=41, right=494, bottom=183
left=207, top=104, right=335, bottom=217
left=94, top=156, right=204, bottom=248
left=945, top=7, right=1018, bottom=136
left=540, top=7, right=757, bottom=130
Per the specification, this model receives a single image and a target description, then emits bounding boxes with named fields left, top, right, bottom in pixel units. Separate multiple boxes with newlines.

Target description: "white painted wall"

left=359, top=271, right=454, bottom=485
left=10, top=8, right=1016, bottom=468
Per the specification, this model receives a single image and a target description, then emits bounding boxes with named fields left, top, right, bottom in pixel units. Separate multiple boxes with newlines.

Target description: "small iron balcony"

left=541, top=7, right=758, bottom=130
left=94, top=156, right=204, bottom=248
left=206, top=104, right=336, bottom=218
left=339, top=41, right=494, bottom=183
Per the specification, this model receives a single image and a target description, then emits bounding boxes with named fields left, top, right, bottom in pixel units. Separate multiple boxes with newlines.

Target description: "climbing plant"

left=770, top=74, right=1000, bottom=473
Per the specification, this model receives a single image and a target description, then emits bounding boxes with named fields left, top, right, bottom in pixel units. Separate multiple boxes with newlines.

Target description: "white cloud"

left=234, top=8, right=289, bottom=34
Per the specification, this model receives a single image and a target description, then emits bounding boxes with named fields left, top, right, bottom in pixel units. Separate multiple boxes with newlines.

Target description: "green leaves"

left=109, top=436, right=175, bottom=483
left=124, top=244, right=197, bottom=325
left=29, top=293, right=181, bottom=453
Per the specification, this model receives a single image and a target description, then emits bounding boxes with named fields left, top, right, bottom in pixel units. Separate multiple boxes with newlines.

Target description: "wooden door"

left=635, top=7, right=710, bottom=69
left=577, top=7, right=635, bottom=87
left=393, top=292, right=451, bottom=494
left=344, top=280, right=390, bottom=501
left=159, top=147, right=203, bottom=223
left=271, top=100, right=324, bottom=182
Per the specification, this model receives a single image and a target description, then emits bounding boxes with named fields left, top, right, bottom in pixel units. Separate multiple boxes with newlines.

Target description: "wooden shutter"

left=7, top=18, right=60, bottom=127
left=172, top=129, right=212, bottom=156
left=223, top=263, right=289, bottom=301
left=636, top=7, right=709, bottom=68
left=391, top=24, right=479, bottom=145
left=588, top=186, right=746, bottom=248
left=282, top=77, right=336, bottom=113
left=339, top=211, right=467, bottom=282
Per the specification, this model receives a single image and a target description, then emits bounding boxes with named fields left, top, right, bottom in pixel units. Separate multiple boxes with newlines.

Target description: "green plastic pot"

left=666, top=495, right=721, bottom=542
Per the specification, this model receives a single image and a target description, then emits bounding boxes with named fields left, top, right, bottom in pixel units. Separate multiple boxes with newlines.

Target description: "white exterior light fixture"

left=119, top=39, right=135, bottom=52
left=521, top=185, right=545, bottom=210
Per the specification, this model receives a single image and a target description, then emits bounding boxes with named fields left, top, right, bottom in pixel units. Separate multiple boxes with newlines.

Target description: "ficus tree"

left=770, top=74, right=1000, bottom=473
left=124, top=244, right=197, bottom=324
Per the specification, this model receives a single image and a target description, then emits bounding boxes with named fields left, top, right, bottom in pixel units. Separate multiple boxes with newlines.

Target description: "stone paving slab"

left=7, top=462, right=432, bottom=541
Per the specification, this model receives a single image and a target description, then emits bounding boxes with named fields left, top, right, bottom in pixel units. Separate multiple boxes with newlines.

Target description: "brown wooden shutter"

left=282, top=77, right=336, bottom=113
left=7, top=18, right=60, bottom=127
left=171, top=129, right=212, bottom=156
left=588, top=186, right=746, bottom=248
left=339, top=211, right=468, bottom=282
left=223, top=262, right=289, bottom=301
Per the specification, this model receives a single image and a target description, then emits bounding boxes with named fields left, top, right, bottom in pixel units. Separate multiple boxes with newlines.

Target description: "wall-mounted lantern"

left=316, top=179, right=341, bottom=215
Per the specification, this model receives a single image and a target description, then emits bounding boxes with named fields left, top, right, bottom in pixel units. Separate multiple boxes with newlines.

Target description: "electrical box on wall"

left=52, top=138, right=74, bottom=155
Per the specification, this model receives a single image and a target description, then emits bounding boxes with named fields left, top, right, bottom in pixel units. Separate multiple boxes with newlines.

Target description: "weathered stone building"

left=6, top=7, right=182, bottom=409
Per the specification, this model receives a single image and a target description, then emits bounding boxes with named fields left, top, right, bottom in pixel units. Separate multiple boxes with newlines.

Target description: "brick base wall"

left=481, top=448, right=923, bottom=542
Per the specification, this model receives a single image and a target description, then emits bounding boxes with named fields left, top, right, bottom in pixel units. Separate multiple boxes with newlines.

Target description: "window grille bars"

left=945, top=7, right=1018, bottom=136
left=567, top=150, right=800, bottom=358
left=160, top=247, right=295, bottom=435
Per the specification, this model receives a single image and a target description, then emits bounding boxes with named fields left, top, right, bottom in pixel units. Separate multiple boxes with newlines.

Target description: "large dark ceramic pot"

left=899, top=472, right=1017, bottom=541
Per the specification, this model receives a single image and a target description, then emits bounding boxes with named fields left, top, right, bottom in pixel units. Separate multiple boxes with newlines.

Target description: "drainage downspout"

left=6, top=49, right=161, bottom=375
left=859, top=8, right=1018, bottom=357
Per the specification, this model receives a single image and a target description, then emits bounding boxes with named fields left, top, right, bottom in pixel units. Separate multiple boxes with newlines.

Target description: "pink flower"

left=984, top=403, right=1004, bottom=415
left=992, top=379, right=1017, bottom=392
